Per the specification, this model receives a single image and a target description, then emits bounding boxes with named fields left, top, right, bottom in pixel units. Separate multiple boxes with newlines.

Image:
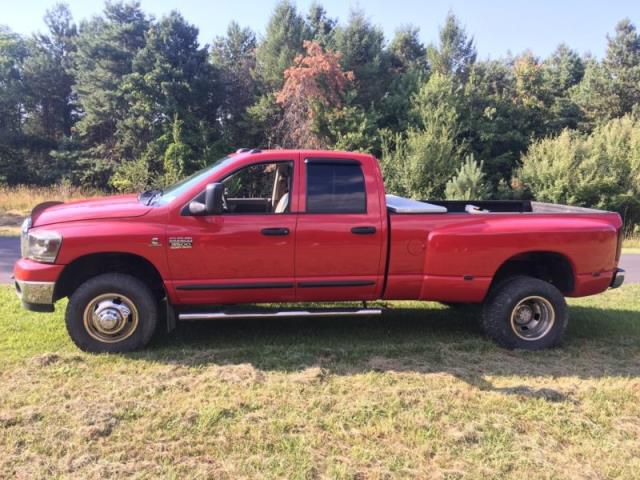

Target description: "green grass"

left=1, top=285, right=640, bottom=478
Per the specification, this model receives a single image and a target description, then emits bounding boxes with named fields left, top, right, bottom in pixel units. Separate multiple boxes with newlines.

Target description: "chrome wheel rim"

left=83, top=293, right=139, bottom=343
left=510, top=296, right=555, bottom=341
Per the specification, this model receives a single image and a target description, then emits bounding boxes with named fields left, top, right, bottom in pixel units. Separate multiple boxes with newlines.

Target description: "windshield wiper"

left=138, top=189, right=163, bottom=206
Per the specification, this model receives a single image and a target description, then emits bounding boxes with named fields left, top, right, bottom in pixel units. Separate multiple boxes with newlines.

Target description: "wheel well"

left=491, top=252, right=574, bottom=294
left=54, top=253, right=166, bottom=301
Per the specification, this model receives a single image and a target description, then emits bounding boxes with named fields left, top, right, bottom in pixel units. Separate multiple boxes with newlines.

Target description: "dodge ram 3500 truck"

left=14, top=149, right=625, bottom=352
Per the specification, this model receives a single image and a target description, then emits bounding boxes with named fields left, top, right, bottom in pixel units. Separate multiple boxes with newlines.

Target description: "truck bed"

left=386, top=194, right=609, bottom=214
left=383, top=197, right=622, bottom=303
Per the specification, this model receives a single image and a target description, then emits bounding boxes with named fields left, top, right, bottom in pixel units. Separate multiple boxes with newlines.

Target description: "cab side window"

left=222, top=162, right=293, bottom=214
left=306, top=161, right=366, bottom=214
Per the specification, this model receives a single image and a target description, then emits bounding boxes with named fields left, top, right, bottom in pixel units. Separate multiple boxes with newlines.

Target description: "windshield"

left=153, top=156, right=233, bottom=205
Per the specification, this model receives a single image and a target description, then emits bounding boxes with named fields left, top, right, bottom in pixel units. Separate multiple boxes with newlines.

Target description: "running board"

left=178, top=308, right=383, bottom=321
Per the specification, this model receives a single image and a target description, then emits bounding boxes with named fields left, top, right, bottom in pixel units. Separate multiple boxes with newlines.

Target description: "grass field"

left=1, top=285, right=639, bottom=479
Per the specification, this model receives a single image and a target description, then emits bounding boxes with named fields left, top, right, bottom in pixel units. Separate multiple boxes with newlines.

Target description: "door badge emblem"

left=169, top=237, right=193, bottom=249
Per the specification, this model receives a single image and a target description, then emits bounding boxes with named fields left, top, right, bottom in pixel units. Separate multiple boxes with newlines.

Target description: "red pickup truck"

left=14, top=149, right=625, bottom=352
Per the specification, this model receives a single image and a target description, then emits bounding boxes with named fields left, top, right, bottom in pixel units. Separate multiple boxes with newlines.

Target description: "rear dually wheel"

left=482, top=276, right=568, bottom=350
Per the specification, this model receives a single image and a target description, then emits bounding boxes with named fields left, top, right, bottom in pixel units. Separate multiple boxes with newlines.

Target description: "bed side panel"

left=384, top=213, right=621, bottom=301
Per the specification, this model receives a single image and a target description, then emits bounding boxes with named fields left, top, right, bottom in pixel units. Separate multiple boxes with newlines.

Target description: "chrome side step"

left=178, top=308, right=383, bottom=321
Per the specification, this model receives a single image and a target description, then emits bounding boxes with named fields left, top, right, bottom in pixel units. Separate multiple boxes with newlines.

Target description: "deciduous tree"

left=276, top=40, right=353, bottom=148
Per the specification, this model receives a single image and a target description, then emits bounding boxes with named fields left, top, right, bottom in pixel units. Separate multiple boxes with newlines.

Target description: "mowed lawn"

left=1, top=286, right=639, bottom=479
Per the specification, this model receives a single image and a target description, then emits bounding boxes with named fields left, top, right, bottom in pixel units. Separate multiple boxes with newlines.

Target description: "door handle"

left=351, top=226, right=376, bottom=235
left=261, top=227, right=290, bottom=236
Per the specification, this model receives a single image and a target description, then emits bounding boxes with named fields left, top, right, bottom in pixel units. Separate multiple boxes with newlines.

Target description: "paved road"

left=0, top=236, right=20, bottom=284
left=1, top=235, right=639, bottom=285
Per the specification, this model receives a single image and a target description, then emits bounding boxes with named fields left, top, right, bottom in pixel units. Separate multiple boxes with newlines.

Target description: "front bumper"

left=610, top=268, right=625, bottom=289
left=13, top=258, right=63, bottom=313
left=15, top=280, right=56, bottom=312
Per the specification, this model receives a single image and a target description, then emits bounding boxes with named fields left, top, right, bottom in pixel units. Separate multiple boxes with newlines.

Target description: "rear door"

left=295, top=156, right=385, bottom=301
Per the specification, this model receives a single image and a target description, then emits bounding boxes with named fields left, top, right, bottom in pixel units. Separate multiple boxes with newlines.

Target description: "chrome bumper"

left=610, top=268, right=625, bottom=289
left=15, top=280, right=55, bottom=312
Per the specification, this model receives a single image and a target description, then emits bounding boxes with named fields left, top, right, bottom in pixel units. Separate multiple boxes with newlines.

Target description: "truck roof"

left=232, top=149, right=374, bottom=161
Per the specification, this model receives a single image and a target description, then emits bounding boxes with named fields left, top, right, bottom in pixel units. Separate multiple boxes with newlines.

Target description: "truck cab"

left=14, top=149, right=624, bottom=353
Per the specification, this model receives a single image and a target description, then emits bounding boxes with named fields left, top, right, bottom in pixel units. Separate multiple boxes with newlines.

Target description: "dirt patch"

left=31, top=353, right=84, bottom=367
left=0, top=408, right=42, bottom=428
left=32, top=353, right=61, bottom=367
left=291, top=366, right=328, bottom=384
left=366, top=355, right=409, bottom=372
left=212, top=363, right=265, bottom=385
left=80, top=409, right=119, bottom=440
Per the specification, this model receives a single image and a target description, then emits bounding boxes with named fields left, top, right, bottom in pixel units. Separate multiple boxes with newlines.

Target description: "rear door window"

left=306, top=161, right=366, bottom=214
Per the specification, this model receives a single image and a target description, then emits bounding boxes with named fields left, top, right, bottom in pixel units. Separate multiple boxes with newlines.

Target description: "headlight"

left=25, top=229, right=62, bottom=263
left=20, top=217, right=32, bottom=258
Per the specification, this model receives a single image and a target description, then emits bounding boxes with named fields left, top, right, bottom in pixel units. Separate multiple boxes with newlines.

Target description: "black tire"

left=65, top=273, right=158, bottom=353
left=482, top=276, right=568, bottom=350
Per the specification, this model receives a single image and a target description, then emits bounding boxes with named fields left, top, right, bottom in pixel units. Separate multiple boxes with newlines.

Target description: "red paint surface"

left=14, top=150, right=623, bottom=305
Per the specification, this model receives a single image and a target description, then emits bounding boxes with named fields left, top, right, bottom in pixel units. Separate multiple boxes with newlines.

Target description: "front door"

left=167, top=156, right=298, bottom=304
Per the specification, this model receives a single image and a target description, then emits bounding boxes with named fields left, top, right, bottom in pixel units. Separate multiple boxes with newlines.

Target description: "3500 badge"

left=169, top=237, right=193, bottom=249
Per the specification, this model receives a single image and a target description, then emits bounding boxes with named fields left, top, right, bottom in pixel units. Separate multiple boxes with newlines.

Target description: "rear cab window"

left=305, top=160, right=366, bottom=213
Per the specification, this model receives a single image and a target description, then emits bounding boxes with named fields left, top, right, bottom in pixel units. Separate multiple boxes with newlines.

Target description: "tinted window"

left=306, top=162, right=366, bottom=213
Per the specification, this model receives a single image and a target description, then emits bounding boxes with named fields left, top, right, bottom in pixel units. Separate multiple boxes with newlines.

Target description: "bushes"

left=380, top=73, right=465, bottom=199
left=516, top=114, right=640, bottom=228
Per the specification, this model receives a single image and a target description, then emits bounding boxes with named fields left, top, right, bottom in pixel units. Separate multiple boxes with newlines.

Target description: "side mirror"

left=188, top=182, right=224, bottom=216
left=205, top=182, right=224, bottom=215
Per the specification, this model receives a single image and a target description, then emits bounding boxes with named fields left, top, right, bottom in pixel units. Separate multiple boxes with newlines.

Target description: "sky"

left=2, top=0, right=640, bottom=59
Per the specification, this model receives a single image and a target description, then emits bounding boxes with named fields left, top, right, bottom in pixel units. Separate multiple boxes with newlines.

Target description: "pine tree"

left=381, top=73, right=464, bottom=199
left=445, top=154, right=489, bottom=200
left=255, top=0, right=308, bottom=90
left=163, top=115, right=190, bottom=186
left=306, top=3, right=336, bottom=48
left=123, top=10, right=219, bottom=174
left=211, top=21, right=258, bottom=148
left=71, top=1, right=149, bottom=185
left=427, top=13, right=476, bottom=83
left=334, top=9, right=389, bottom=109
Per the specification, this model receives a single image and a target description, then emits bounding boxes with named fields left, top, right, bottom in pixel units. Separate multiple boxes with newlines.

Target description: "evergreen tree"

left=0, top=27, right=28, bottom=182
left=334, top=9, right=389, bottom=109
left=445, top=154, right=489, bottom=200
left=306, top=3, right=336, bottom=48
left=163, top=115, right=190, bottom=186
left=379, top=26, right=428, bottom=133
left=211, top=21, right=258, bottom=149
left=122, top=10, right=219, bottom=174
left=427, top=13, right=476, bottom=83
left=23, top=3, right=77, bottom=142
left=541, top=44, right=584, bottom=131
left=255, top=0, right=308, bottom=90
left=604, top=19, right=640, bottom=115
left=71, top=1, right=150, bottom=185
left=381, top=73, right=464, bottom=199
left=572, top=19, right=640, bottom=126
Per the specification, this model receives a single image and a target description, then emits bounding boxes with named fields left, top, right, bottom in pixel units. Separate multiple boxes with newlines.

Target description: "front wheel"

left=65, top=273, right=158, bottom=353
left=482, top=276, right=568, bottom=350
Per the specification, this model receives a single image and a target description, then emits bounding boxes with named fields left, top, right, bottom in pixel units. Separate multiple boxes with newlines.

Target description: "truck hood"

left=31, top=194, right=153, bottom=227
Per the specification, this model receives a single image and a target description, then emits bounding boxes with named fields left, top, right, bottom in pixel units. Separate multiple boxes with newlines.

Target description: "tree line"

left=1, top=1, right=639, bottom=227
